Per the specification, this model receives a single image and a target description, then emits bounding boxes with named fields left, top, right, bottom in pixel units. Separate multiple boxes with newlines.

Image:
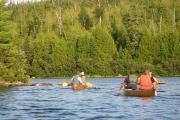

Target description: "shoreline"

left=30, top=76, right=126, bottom=80
left=0, top=75, right=179, bottom=87
left=30, top=75, right=180, bottom=80
left=0, top=82, right=28, bottom=88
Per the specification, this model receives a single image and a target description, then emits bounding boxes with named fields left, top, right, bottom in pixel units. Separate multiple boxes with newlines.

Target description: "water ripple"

left=0, top=77, right=180, bottom=120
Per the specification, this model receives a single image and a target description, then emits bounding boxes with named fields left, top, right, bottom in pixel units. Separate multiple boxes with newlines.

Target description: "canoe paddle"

left=113, top=85, right=124, bottom=96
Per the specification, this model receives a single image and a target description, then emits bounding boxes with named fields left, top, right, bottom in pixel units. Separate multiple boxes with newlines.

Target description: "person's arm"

left=70, top=76, right=74, bottom=82
left=120, top=77, right=129, bottom=89
left=153, top=77, right=158, bottom=83
left=69, top=77, right=74, bottom=84
left=78, top=77, right=83, bottom=84
left=137, top=77, right=140, bottom=84
left=81, top=76, right=86, bottom=82
left=152, top=77, right=158, bottom=89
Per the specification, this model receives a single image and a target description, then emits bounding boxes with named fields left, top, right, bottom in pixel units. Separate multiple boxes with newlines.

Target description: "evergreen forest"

left=0, top=0, right=180, bottom=82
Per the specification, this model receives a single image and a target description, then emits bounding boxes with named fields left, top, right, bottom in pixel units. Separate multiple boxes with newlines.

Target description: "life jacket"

left=139, top=75, right=153, bottom=90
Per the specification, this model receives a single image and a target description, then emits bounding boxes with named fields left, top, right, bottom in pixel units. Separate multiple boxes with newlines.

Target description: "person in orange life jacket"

left=137, top=69, right=154, bottom=90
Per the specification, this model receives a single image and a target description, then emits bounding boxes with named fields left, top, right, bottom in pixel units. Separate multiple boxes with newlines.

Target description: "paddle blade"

left=86, top=82, right=94, bottom=88
left=113, top=93, right=121, bottom=96
left=62, top=82, right=68, bottom=87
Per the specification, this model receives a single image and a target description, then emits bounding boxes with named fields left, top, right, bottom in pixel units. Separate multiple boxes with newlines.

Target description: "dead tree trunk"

left=97, top=0, right=102, bottom=25
left=173, top=7, right=176, bottom=29
left=159, top=15, right=162, bottom=32
left=51, top=0, right=65, bottom=37
left=151, top=14, right=155, bottom=33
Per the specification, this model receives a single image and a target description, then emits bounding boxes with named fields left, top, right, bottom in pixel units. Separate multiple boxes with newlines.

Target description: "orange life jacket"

left=139, top=75, right=153, bottom=90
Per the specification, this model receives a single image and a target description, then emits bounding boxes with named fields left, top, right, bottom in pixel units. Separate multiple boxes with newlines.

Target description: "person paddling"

left=120, top=74, right=138, bottom=90
left=137, top=69, right=154, bottom=90
left=71, top=72, right=84, bottom=85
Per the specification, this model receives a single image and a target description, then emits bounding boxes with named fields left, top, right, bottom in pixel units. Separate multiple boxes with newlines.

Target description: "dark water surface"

left=0, top=77, right=180, bottom=120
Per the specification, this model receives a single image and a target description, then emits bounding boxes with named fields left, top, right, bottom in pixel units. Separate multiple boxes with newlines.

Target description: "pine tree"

left=78, top=6, right=93, bottom=30
left=75, top=31, right=94, bottom=73
left=0, top=1, right=29, bottom=83
left=30, top=32, right=69, bottom=77
left=6, top=0, right=180, bottom=76
left=91, top=26, right=117, bottom=75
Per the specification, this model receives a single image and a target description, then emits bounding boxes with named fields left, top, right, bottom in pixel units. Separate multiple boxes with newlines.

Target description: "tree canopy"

left=0, top=0, right=179, bottom=81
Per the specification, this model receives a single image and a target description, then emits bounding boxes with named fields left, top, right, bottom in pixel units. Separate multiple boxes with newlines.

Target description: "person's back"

left=71, top=72, right=83, bottom=85
left=71, top=75, right=79, bottom=85
left=138, top=70, right=153, bottom=90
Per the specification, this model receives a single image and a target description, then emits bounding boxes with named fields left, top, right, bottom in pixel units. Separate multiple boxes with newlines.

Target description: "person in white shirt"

left=71, top=72, right=84, bottom=85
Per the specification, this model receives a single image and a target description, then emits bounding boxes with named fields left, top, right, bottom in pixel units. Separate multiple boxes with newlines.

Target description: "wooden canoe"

left=72, top=84, right=87, bottom=90
left=124, top=89, right=156, bottom=97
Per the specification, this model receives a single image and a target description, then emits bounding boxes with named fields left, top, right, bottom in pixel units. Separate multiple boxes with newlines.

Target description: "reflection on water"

left=0, top=77, right=180, bottom=120
left=140, top=97, right=153, bottom=103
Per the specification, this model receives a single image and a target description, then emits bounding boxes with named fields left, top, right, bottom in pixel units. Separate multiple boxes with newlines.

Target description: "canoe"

left=124, top=89, right=156, bottom=97
left=72, top=84, right=87, bottom=90
left=60, top=82, right=94, bottom=88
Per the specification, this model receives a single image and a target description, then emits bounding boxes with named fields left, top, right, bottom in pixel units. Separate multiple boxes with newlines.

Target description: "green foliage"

left=94, top=7, right=104, bottom=19
left=30, top=32, right=70, bottom=77
left=78, top=6, right=93, bottom=30
left=91, top=26, right=117, bottom=75
left=110, top=15, right=129, bottom=50
left=75, top=31, right=94, bottom=72
left=0, top=1, right=29, bottom=83
left=1, top=0, right=179, bottom=77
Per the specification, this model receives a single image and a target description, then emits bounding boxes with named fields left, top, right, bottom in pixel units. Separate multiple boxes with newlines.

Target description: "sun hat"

left=80, top=72, right=85, bottom=76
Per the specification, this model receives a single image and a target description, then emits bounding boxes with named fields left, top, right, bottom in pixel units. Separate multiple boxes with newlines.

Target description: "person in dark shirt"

left=120, top=75, right=137, bottom=90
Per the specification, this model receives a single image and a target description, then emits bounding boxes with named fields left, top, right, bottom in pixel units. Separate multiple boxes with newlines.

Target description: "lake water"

left=0, top=77, right=180, bottom=120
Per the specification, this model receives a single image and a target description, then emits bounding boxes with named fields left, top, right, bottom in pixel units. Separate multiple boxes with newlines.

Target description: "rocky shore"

left=0, top=79, right=166, bottom=88
left=0, top=82, right=53, bottom=87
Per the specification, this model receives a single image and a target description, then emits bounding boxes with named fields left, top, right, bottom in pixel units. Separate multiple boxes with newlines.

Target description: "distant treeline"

left=0, top=0, right=180, bottom=82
